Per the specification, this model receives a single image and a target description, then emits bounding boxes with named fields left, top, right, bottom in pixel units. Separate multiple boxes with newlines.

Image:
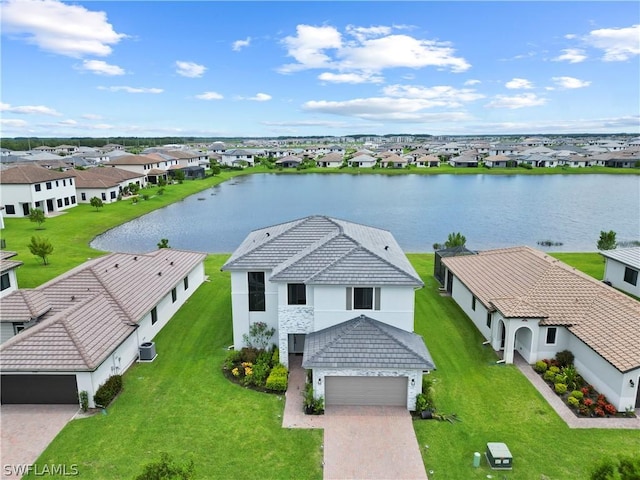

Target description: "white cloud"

left=0, top=102, right=62, bottom=116
left=551, top=76, right=591, bottom=89
left=279, top=24, right=470, bottom=75
left=464, top=79, right=481, bottom=86
left=318, top=72, right=384, bottom=84
left=98, top=86, right=163, bottom=94
left=553, top=48, right=587, bottom=63
left=78, top=59, right=125, bottom=76
left=505, top=78, right=534, bottom=89
left=485, top=93, right=546, bottom=109
left=0, top=118, right=28, bottom=127
left=196, top=91, right=224, bottom=100
left=249, top=93, right=272, bottom=102
left=585, top=24, right=640, bottom=61
left=0, top=0, right=126, bottom=57
left=82, top=113, right=103, bottom=120
left=175, top=61, right=206, bottom=78
left=59, top=119, right=77, bottom=125
left=232, top=37, right=251, bottom=51
left=262, top=119, right=351, bottom=128
left=382, top=84, right=485, bottom=106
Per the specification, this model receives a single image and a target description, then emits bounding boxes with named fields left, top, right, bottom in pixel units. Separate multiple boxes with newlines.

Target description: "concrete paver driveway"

left=323, top=405, right=428, bottom=480
left=0, top=405, right=78, bottom=479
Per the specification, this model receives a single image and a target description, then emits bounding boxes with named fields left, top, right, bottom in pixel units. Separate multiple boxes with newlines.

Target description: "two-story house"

left=222, top=215, right=435, bottom=409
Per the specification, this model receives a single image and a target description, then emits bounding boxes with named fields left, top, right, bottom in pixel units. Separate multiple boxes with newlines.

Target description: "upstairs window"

left=472, top=296, right=477, bottom=311
left=34, top=184, right=41, bottom=192
left=1, top=273, right=10, bottom=291
left=346, top=287, right=381, bottom=310
left=248, top=272, right=266, bottom=311
left=183, top=276, right=189, bottom=290
left=151, top=307, right=158, bottom=325
left=287, top=283, right=306, bottom=305
left=624, top=267, right=638, bottom=286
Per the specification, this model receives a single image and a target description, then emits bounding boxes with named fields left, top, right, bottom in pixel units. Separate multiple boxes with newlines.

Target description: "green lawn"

left=408, top=254, right=638, bottom=480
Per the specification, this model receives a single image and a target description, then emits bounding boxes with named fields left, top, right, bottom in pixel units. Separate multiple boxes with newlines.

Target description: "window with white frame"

left=624, top=267, right=638, bottom=286
left=346, top=287, right=381, bottom=310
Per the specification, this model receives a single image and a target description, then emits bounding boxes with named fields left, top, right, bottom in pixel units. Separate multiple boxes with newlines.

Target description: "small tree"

left=90, top=196, right=104, bottom=211
left=28, top=208, right=46, bottom=229
left=173, top=169, right=185, bottom=184
left=210, top=164, right=221, bottom=176
left=445, top=232, right=467, bottom=248
left=28, top=236, right=54, bottom=265
left=597, top=230, right=617, bottom=250
left=242, top=321, right=275, bottom=350
left=157, top=238, right=170, bottom=249
left=128, top=182, right=140, bottom=195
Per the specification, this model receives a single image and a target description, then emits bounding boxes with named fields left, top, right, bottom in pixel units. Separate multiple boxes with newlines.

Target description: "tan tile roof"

left=108, top=154, right=156, bottom=165
left=0, top=290, right=51, bottom=322
left=443, top=246, right=640, bottom=372
left=0, top=164, right=74, bottom=184
left=70, top=167, right=143, bottom=189
left=0, top=250, right=23, bottom=273
left=0, top=249, right=206, bottom=371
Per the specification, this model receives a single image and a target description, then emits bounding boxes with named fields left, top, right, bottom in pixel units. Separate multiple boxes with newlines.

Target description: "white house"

left=441, top=246, right=640, bottom=412
left=107, top=154, right=173, bottom=184
left=316, top=152, right=344, bottom=168
left=221, top=215, right=435, bottom=409
left=0, top=164, right=78, bottom=217
left=220, top=149, right=255, bottom=167
left=0, top=251, right=22, bottom=299
left=601, top=247, right=640, bottom=298
left=0, top=249, right=207, bottom=407
left=71, top=167, right=146, bottom=203
left=348, top=154, right=377, bottom=168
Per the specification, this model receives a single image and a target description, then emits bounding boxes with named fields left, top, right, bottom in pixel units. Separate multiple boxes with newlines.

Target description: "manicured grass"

left=26, top=255, right=323, bottom=480
left=408, top=254, right=639, bottom=480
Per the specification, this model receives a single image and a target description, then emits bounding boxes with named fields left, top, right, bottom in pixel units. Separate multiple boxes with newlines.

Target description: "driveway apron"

left=322, top=405, right=428, bottom=480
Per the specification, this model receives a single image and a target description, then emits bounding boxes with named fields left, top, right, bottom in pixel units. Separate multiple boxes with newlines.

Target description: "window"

left=56, top=180, right=59, bottom=187
left=471, top=296, right=477, bottom=311
left=81, top=193, right=87, bottom=201
left=346, top=287, right=381, bottom=310
left=486, top=312, right=492, bottom=328
left=110, top=191, right=116, bottom=199
left=101, top=193, right=107, bottom=201
left=63, top=180, right=66, bottom=186
left=248, top=272, right=265, bottom=311
left=624, top=267, right=638, bottom=286
left=34, top=184, right=41, bottom=192
left=287, top=283, right=306, bottom=305
left=71, top=196, right=76, bottom=204
left=171, top=288, right=177, bottom=303
left=151, top=307, right=158, bottom=325
left=1, top=273, right=10, bottom=291
left=546, top=327, right=557, bottom=345
left=57, top=199, right=63, bottom=208
left=5, top=205, right=15, bottom=215
left=46, top=182, right=52, bottom=190
left=13, top=324, right=25, bottom=335
left=183, top=276, right=189, bottom=290
left=64, top=197, right=69, bottom=206
left=69, top=178, right=73, bottom=185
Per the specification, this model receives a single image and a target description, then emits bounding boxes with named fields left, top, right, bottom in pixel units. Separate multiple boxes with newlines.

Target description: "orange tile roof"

left=443, top=246, right=640, bottom=372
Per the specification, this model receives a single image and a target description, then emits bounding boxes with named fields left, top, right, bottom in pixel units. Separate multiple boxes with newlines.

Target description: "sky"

left=1, top=0, right=639, bottom=138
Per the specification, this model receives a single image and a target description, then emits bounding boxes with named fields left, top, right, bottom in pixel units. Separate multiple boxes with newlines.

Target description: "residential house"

left=348, top=154, right=377, bottom=168
left=490, top=144, right=520, bottom=156
left=441, top=246, right=640, bottom=411
left=0, top=251, right=22, bottom=299
left=107, top=154, right=172, bottom=184
left=220, top=149, right=255, bottom=167
left=71, top=167, right=146, bottom=203
left=275, top=155, right=303, bottom=168
left=221, top=215, right=435, bottom=409
left=0, top=164, right=78, bottom=217
left=449, top=152, right=478, bottom=168
left=483, top=155, right=514, bottom=168
left=380, top=154, right=407, bottom=168
left=316, top=152, right=344, bottom=168
left=0, top=249, right=207, bottom=406
left=601, top=247, right=640, bottom=298
left=414, top=154, right=440, bottom=168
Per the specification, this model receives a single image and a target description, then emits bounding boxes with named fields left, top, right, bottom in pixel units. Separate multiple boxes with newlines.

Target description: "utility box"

left=139, top=342, right=157, bottom=361
left=485, top=442, right=512, bottom=470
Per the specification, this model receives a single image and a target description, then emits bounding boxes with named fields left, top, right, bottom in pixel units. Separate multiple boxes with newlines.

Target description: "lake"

left=90, top=173, right=640, bottom=253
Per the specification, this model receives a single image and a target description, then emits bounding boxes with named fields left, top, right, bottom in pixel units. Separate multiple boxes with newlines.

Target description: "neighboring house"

left=449, top=154, right=478, bottom=168
left=483, top=155, right=513, bottom=168
left=107, top=154, right=173, bottom=184
left=380, top=154, right=407, bottom=168
left=0, top=251, right=22, bottom=299
left=601, top=247, right=640, bottom=298
left=0, top=164, right=78, bottom=217
left=0, top=249, right=207, bottom=406
left=71, top=167, right=146, bottom=203
left=441, top=246, right=640, bottom=411
left=275, top=155, right=303, bottom=168
left=348, top=154, right=377, bottom=168
left=220, top=149, right=255, bottom=167
left=414, top=155, right=440, bottom=168
left=316, top=152, right=344, bottom=168
left=221, top=215, right=435, bottom=409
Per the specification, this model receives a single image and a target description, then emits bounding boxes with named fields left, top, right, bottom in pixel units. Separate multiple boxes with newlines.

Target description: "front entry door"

left=46, top=199, right=54, bottom=212
left=288, top=334, right=306, bottom=354
left=21, top=203, right=30, bottom=216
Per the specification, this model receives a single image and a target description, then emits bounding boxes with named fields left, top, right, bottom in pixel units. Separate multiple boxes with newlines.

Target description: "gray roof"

left=600, top=247, right=640, bottom=270
left=0, top=250, right=23, bottom=274
left=302, top=315, right=435, bottom=370
left=221, top=215, right=423, bottom=287
left=0, top=249, right=206, bottom=372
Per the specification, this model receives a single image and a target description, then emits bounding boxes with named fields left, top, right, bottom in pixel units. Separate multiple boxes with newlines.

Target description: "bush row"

left=94, top=375, right=123, bottom=407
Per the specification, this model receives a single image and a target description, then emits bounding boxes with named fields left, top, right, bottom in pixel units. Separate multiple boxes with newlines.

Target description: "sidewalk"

left=282, top=355, right=325, bottom=429
left=513, top=354, right=640, bottom=429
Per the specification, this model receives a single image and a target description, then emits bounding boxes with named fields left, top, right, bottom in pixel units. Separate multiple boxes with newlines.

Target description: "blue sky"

left=1, top=1, right=639, bottom=138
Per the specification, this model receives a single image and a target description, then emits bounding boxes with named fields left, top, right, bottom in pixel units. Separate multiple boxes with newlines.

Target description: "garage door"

left=325, top=376, right=408, bottom=407
left=1, top=375, right=78, bottom=404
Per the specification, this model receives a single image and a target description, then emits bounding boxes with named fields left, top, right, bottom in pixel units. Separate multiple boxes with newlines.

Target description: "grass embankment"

left=408, top=253, right=638, bottom=480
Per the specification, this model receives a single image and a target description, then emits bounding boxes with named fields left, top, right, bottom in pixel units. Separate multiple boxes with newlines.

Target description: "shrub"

left=555, top=383, right=567, bottom=395
left=579, top=404, right=590, bottom=416
left=250, top=359, right=270, bottom=387
left=265, top=364, right=288, bottom=392
left=549, top=366, right=560, bottom=374
left=555, top=350, right=574, bottom=368
left=135, top=452, right=194, bottom=480
left=604, top=403, right=617, bottom=415
left=242, top=322, right=276, bottom=350
left=415, top=393, right=428, bottom=413
left=591, top=454, right=640, bottom=480
left=223, top=349, right=243, bottom=370
left=584, top=398, right=594, bottom=408
left=570, top=390, right=584, bottom=400
left=271, top=347, right=279, bottom=366
left=94, top=375, right=123, bottom=407
left=543, top=370, right=556, bottom=382
left=568, top=396, right=580, bottom=408
left=534, top=360, right=548, bottom=373
left=594, top=407, right=605, bottom=417
left=239, top=347, right=259, bottom=364
left=554, top=374, right=566, bottom=384
left=79, top=390, right=89, bottom=412
left=142, top=193, right=150, bottom=201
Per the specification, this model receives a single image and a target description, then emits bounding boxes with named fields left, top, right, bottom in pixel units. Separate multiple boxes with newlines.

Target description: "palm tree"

left=445, top=232, right=466, bottom=248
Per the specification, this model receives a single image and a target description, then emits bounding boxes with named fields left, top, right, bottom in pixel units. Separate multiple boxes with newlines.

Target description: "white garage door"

left=325, top=376, right=408, bottom=407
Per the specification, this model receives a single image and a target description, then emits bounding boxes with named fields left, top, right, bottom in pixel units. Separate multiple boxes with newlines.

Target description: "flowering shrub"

left=594, top=407, right=605, bottom=417
left=604, top=403, right=617, bottom=415
left=583, top=398, right=594, bottom=407
left=223, top=346, right=283, bottom=392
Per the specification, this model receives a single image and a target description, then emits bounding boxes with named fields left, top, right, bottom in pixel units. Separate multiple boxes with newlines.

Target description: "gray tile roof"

left=302, top=315, right=435, bottom=370
left=600, top=247, right=640, bottom=270
left=0, top=249, right=206, bottom=371
left=221, top=215, right=423, bottom=287
left=0, top=250, right=23, bottom=273
left=442, top=246, right=640, bottom=373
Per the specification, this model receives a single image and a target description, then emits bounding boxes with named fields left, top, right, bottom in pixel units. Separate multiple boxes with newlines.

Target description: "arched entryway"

left=513, top=326, right=534, bottom=363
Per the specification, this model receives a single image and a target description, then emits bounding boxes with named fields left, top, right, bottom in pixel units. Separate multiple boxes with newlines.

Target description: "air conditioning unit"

left=139, top=342, right=157, bottom=361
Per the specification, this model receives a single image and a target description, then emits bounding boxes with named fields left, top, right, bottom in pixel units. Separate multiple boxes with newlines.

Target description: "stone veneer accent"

left=312, top=367, right=423, bottom=410
left=278, top=305, right=314, bottom=368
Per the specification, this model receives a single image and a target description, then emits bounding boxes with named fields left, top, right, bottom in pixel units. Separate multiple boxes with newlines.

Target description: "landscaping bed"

left=222, top=346, right=288, bottom=394
left=534, top=350, right=636, bottom=418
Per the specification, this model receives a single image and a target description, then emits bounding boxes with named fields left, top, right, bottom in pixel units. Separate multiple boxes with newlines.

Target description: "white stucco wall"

left=0, top=181, right=77, bottom=217
left=77, top=187, right=120, bottom=204
left=603, top=258, right=640, bottom=297
left=0, top=269, right=19, bottom=298
left=312, top=368, right=423, bottom=410
left=0, top=323, right=16, bottom=344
